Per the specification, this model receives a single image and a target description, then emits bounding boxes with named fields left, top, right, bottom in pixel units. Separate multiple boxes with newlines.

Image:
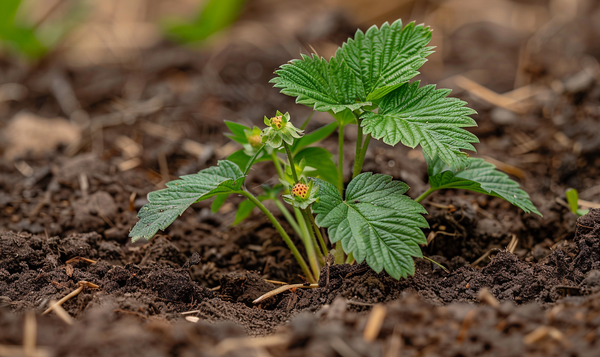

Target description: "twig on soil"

left=264, top=279, right=289, bottom=285
left=477, top=288, right=500, bottom=308
left=422, top=256, right=450, bottom=273
left=180, top=310, right=201, bottom=315
left=384, top=325, right=403, bottom=357
left=452, top=75, right=531, bottom=113
left=253, top=284, right=319, bottom=304
left=213, top=334, right=290, bottom=355
left=48, top=300, right=74, bottom=325
left=363, top=304, right=387, bottom=342
left=0, top=346, right=49, bottom=357
left=456, top=309, right=477, bottom=343
left=471, top=248, right=502, bottom=267
left=65, top=257, right=97, bottom=264
left=523, top=326, right=567, bottom=346
left=79, top=173, right=89, bottom=199
left=23, top=312, right=36, bottom=357
left=185, top=316, right=200, bottom=323
left=506, top=235, right=519, bottom=254
left=210, top=286, right=221, bottom=291
left=42, top=281, right=99, bottom=315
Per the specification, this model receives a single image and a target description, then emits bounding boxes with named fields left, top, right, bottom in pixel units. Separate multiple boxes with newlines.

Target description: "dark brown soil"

left=2, top=0, right=600, bottom=355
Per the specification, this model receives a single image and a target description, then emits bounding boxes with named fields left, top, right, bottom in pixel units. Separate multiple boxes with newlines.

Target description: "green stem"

left=353, top=133, right=371, bottom=178
left=241, top=191, right=316, bottom=283
left=337, top=124, right=345, bottom=194
left=274, top=199, right=303, bottom=238
left=271, top=150, right=284, bottom=180
left=334, top=242, right=345, bottom=264
left=307, top=210, right=328, bottom=256
left=283, top=143, right=299, bottom=183
left=415, top=186, right=436, bottom=203
left=302, top=209, right=324, bottom=264
left=295, top=207, right=321, bottom=279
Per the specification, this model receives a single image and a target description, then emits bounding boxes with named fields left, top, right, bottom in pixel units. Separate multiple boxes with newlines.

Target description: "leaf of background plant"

left=427, top=155, right=541, bottom=216
left=313, top=174, right=428, bottom=279
left=224, top=121, right=250, bottom=144
left=271, top=54, right=370, bottom=113
left=164, top=0, right=246, bottom=44
left=361, top=81, right=478, bottom=170
left=211, top=193, right=229, bottom=213
left=292, top=122, right=338, bottom=154
left=130, top=161, right=245, bottom=241
left=0, top=0, right=46, bottom=58
left=227, top=150, right=252, bottom=171
left=233, top=199, right=256, bottom=225
left=338, top=20, right=433, bottom=101
left=294, top=147, right=338, bottom=187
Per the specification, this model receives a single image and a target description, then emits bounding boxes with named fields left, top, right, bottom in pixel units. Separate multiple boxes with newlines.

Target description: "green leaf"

left=294, top=147, right=338, bottom=187
left=361, top=81, right=478, bottom=170
left=224, top=121, right=250, bottom=144
left=565, top=188, right=588, bottom=217
left=292, top=122, right=338, bottom=154
left=211, top=193, right=229, bottom=213
left=130, top=161, right=245, bottom=241
left=313, top=173, right=428, bottom=279
left=427, top=155, right=541, bottom=216
left=270, top=54, right=370, bottom=113
left=233, top=199, right=256, bottom=225
left=227, top=149, right=252, bottom=171
left=163, top=0, right=246, bottom=43
left=338, top=20, right=433, bottom=101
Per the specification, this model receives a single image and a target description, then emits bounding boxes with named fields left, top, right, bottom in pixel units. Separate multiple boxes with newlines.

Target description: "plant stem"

left=337, top=124, right=345, bottom=194
left=302, top=209, right=324, bottom=263
left=295, top=207, right=321, bottom=279
left=334, top=242, right=345, bottom=264
left=274, top=199, right=303, bottom=238
left=353, top=124, right=363, bottom=176
left=240, top=190, right=316, bottom=283
left=415, top=186, right=436, bottom=203
left=353, top=133, right=371, bottom=178
left=271, top=150, right=284, bottom=180
left=283, top=143, right=299, bottom=182
left=306, top=210, right=328, bottom=256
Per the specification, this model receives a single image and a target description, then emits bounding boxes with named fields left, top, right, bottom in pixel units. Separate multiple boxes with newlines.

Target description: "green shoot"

left=131, top=20, right=540, bottom=282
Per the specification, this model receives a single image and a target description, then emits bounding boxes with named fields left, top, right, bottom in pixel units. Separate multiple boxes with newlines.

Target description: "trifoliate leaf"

left=338, top=20, right=433, bottom=101
left=129, top=161, right=245, bottom=241
left=361, top=81, right=478, bottom=170
left=270, top=54, right=370, bottom=113
left=426, top=155, right=541, bottom=216
left=312, top=174, right=428, bottom=279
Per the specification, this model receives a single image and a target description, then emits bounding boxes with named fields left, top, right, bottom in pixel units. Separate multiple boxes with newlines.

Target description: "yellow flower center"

left=271, top=116, right=283, bottom=129
left=292, top=183, right=309, bottom=198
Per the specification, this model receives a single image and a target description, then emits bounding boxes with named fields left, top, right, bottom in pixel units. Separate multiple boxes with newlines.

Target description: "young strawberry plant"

left=130, top=20, right=541, bottom=283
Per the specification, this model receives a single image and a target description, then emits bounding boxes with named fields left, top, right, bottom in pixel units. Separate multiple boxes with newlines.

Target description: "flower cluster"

left=261, top=111, right=303, bottom=148
left=283, top=177, right=318, bottom=209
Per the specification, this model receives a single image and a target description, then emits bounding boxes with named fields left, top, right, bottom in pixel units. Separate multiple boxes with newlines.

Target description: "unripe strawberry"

left=247, top=134, right=262, bottom=148
left=291, top=183, right=309, bottom=198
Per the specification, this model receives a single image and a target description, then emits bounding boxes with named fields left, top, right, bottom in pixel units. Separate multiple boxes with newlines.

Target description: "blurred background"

left=1, top=0, right=600, bottom=257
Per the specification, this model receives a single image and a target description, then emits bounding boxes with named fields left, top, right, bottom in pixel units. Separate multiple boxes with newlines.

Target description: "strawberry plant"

left=130, top=20, right=541, bottom=283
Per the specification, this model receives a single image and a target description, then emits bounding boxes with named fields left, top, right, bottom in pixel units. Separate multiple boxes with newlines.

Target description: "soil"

left=2, top=0, right=600, bottom=356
